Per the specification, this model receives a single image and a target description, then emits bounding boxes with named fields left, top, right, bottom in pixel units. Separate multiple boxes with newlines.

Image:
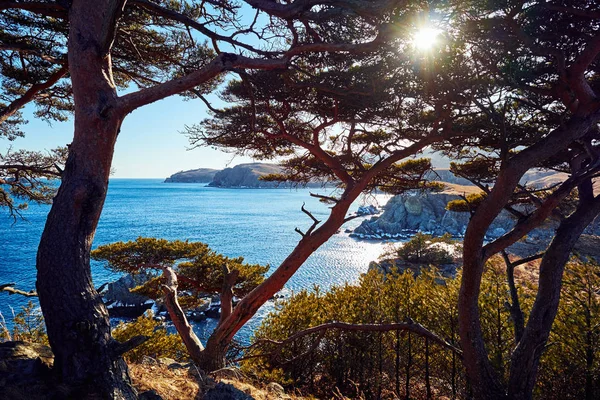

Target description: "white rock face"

left=352, top=192, right=515, bottom=239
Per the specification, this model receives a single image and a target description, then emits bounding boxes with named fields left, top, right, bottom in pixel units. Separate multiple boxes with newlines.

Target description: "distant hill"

left=164, top=168, right=220, bottom=183
left=208, top=163, right=284, bottom=188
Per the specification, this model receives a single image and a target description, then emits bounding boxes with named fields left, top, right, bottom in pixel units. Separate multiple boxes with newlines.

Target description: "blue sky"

left=7, top=93, right=256, bottom=179
left=3, top=11, right=450, bottom=179
left=7, top=90, right=449, bottom=178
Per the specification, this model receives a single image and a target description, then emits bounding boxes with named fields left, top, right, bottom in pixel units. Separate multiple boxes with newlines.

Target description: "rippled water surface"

left=0, top=179, right=390, bottom=341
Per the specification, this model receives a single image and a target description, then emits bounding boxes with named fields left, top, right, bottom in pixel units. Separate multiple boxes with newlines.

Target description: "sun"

left=413, top=26, right=441, bottom=50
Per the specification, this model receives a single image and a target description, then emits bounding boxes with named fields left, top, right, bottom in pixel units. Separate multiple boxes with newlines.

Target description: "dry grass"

left=129, top=361, right=204, bottom=399
left=129, top=361, right=309, bottom=400
left=437, top=182, right=483, bottom=196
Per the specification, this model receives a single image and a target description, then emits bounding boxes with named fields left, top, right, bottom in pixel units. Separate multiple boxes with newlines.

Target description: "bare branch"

left=243, top=320, right=462, bottom=359
left=0, top=283, right=37, bottom=297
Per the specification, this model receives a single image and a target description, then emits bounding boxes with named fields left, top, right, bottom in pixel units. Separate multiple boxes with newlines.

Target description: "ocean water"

left=0, top=179, right=390, bottom=342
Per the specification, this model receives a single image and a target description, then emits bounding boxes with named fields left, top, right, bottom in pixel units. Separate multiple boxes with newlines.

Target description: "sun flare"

left=413, top=26, right=441, bottom=50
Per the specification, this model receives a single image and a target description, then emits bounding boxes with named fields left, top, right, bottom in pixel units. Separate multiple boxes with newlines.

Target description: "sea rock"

left=205, top=305, right=221, bottom=319
left=103, top=271, right=154, bottom=306
left=352, top=192, right=515, bottom=239
left=103, top=271, right=155, bottom=318
left=356, top=205, right=379, bottom=216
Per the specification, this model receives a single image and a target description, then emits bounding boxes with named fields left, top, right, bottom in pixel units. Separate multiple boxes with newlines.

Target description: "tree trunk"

left=35, top=1, right=135, bottom=398
left=507, top=197, right=600, bottom=400
left=160, top=267, right=205, bottom=363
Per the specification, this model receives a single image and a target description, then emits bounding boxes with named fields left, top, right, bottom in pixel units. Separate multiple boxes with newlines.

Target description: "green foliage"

left=537, top=258, right=600, bottom=399
left=0, top=301, right=48, bottom=345
left=112, top=312, right=187, bottom=363
left=243, top=268, right=469, bottom=399
left=446, top=192, right=487, bottom=213
left=91, top=237, right=269, bottom=307
left=0, top=147, right=67, bottom=218
left=244, top=257, right=596, bottom=399
left=383, top=232, right=458, bottom=265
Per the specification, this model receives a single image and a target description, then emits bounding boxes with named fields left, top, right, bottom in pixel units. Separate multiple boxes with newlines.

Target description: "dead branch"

left=240, top=320, right=462, bottom=363
left=111, top=334, right=151, bottom=358
left=0, top=283, right=37, bottom=297
left=309, top=192, right=339, bottom=203
left=301, top=202, right=321, bottom=236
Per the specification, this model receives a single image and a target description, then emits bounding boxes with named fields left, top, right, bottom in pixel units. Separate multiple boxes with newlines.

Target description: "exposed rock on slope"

left=353, top=190, right=517, bottom=240
left=164, top=168, right=220, bottom=183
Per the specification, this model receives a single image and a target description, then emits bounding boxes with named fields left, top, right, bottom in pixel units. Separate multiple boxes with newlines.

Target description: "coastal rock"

left=203, top=382, right=254, bottom=400
left=353, top=192, right=517, bottom=239
left=103, top=271, right=155, bottom=318
left=103, top=271, right=154, bottom=305
left=356, top=205, right=379, bottom=216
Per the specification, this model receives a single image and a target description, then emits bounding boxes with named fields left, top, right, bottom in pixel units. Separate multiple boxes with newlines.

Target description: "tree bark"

left=458, top=113, right=600, bottom=400
left=507, top=196, right=600, bottom=400
left=35, top=1, right=135, bottom=398
left=160, top=266, right=205, bottom=362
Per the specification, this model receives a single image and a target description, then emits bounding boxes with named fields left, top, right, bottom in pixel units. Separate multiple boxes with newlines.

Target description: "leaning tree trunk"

left=35, top=1, right=135, bottom=398
left=507, top=196, right=600, bottom=400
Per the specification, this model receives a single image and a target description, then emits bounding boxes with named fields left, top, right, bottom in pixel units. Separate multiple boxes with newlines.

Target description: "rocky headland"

left=352, top=169, right=600, bottom=241
left=208, top=163, right=283, bottom=188
left=165, top=162, right=331, bottom=188
left=164, top=168, right=220, bottom=183
left=352, top=188, right=522, bottom=240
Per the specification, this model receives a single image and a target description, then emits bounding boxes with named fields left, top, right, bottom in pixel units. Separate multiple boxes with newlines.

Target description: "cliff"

left=353, top=189, right=533, bottom=240
left=353, top=184, right=600, bottom=241
left=164, top=168, right=219, bottom=183
left=208, top=163, right=284, bottom=188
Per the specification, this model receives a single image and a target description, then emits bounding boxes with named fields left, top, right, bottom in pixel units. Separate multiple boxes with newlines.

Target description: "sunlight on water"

left=0, top=179, right=393, bottom=341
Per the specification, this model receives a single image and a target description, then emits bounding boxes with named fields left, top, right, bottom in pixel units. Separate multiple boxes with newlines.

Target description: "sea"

left=0, top=179, right=391, bottom=343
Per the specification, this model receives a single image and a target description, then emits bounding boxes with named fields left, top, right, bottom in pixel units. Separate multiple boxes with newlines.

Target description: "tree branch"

left=245, top=320, right=462, bottom=358
left=0, top=65, right=68, bottom=125
left=0, top=1, right=67, bottom=18
left=118, top=53, right=288, bottom=114
left=0, top=283, right=37, bottom=297
left=111, top=334, right=151, bottom=358
left=129, top=0, right=272, bottom=56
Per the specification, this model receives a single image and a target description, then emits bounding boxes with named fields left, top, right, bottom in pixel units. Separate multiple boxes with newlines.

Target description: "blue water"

left=0, top=179, right=389, bottom=342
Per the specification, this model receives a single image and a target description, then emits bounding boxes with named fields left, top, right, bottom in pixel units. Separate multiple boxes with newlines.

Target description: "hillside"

left=208, top=163, right=284, bottom=188
left=164, top=168, right=220, bottom=183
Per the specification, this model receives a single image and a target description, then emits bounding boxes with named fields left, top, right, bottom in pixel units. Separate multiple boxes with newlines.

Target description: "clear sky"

left=7, top=92, right=256, bottom=179
left=3, top=14, right=451, bottom=179
left=6, top=91, right=449, bottom=178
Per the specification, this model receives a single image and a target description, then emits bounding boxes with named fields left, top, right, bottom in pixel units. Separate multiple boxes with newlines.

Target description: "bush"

left=0, top=301, right=48, bottom=345
left=112, top=312, right=188, bottom=363
left=243, top=257, right=598, bottom=399
left=384, top=232, right=458, bottom=265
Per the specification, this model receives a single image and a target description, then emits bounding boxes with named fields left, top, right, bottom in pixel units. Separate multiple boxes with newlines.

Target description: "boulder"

left=202, top=382, right=254, bottom=400
left=0, top=341, right=54, bottom=387
left=103, top=271, right=154, bottom=306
